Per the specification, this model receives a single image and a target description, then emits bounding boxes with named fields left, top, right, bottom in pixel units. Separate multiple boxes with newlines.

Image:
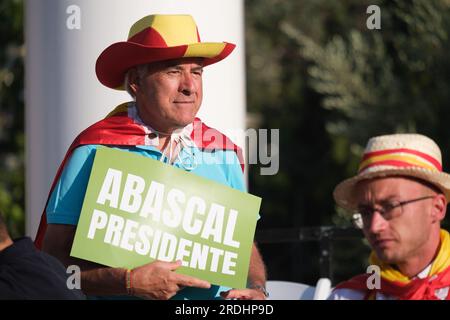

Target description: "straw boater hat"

left=95, top=14, right=236, bottom=90
left=333, top=134, right=450, bottom=211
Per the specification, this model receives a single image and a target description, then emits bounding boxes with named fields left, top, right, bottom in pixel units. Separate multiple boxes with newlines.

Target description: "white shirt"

left=128, top=103, right=195, bottom=165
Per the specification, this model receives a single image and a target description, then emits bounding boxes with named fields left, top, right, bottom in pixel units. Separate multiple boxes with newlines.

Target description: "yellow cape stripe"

left=105, top=102, right=130, bottom=118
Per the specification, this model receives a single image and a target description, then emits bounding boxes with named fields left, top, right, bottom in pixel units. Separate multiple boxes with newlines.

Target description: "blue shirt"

left=46, top=143, right=247, bottom=300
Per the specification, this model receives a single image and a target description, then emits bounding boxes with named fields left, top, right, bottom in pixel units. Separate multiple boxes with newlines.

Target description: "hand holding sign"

left=131, top=260, right=211, bottom=300
left=71, top=147, right=261, bottom=289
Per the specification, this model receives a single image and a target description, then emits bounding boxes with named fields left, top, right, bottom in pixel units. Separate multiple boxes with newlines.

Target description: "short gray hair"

left=124, top=64, right=149, bottom=99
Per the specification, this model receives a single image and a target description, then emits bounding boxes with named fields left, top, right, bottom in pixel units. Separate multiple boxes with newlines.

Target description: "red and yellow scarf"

left=34, top=102, right=244, bottom=249
left=335, top=229, right=450, bottom=300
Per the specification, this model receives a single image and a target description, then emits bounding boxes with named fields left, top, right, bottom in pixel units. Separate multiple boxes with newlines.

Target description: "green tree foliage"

left=246, top=0, right=450, bottom=284
left=0, top=0, right=24, bottom=238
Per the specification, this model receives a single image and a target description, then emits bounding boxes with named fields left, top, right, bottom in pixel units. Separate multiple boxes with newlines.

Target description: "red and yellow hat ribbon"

left=358, top=148, right=442, bottom=174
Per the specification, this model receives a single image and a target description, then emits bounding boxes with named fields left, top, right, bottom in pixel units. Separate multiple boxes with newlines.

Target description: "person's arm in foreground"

left=42, top=224, right=210, bottom=299
left=220, top=242, right=268, bottom=300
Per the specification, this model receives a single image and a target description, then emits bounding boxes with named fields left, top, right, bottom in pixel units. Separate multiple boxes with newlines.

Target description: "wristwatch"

left=249, top=284, right=269, bottom=298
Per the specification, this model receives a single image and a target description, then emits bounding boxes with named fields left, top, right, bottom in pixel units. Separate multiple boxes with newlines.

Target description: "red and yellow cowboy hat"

left=95, top=14, right=236, bottom=90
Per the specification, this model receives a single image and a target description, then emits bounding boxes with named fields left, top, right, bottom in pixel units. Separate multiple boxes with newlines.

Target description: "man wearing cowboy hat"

left=33, top=14, right=267, bottom=300
left=329, top=133, right=450, bottom=300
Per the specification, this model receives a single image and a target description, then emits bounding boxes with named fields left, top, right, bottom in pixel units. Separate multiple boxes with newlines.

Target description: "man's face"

left=355, top=177, right=440, bottom=265
left=133, top=58, right=204, bottom=132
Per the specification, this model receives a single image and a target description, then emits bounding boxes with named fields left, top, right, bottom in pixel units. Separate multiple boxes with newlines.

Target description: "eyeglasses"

left=352, top=195, right=435, bottom=229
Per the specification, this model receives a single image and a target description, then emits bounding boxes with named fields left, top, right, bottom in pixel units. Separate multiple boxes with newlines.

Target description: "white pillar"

left=25, top=0, right=246, bottom=238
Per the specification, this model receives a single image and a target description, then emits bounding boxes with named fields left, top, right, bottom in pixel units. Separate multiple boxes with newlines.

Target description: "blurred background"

left=1, top=0, right=450, bottom=287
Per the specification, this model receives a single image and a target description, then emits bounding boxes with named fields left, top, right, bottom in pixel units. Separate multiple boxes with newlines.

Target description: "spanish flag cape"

left=335, top=229, right=450, bottom=300
left=34, top=102, right=244, bottom=249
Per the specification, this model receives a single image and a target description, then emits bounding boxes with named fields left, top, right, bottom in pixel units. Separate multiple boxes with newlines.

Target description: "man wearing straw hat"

left=329, top=134, right=450, bottom=300
left=33, top=14, right=267, bottom=300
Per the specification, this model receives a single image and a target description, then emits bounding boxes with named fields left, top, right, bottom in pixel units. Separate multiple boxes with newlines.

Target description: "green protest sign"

left=71, top=146, right=261, bottom=289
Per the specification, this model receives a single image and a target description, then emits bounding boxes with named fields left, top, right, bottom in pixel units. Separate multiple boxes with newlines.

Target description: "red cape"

left=34, top=108, right=244, bottom=249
